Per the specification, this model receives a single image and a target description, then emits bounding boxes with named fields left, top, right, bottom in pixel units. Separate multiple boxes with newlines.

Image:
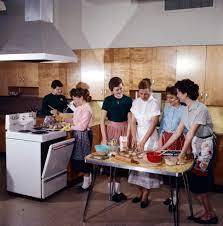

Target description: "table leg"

left=109, top=166, right=114, bottom=201
left=83, top=164, right=97, bottom=222
left=170, top=176, right=176, bottom=225
left=175, top=176, right=179, bottom=226
left=182, top=172, right=194, bottom=218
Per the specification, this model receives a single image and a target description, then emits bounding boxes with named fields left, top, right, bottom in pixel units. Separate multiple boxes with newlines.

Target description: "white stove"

left=5, top=112, right=74, bottom=199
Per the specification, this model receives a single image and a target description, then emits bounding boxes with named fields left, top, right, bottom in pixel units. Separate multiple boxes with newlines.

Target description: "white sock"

left=172, top=190, right=177, bottom=205
left=107, top=182, right=115, bottom=194
left=114, top=182, right=121, bottom=194
left=82, top=176, right=91, bottom=189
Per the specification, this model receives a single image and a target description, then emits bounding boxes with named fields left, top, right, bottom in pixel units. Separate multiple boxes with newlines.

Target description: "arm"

left=180, top=123, right=200, bottom=155
left=131, top=114, right=137, bottom=148
left=160, top=121, right=185, bottom=150
left=71, top=110, right=91, bottom=131
left=127, top=112, right=132, bottom=142
left=137, top=115, right=159, bottom=151
left=100, top=109, right=108, bottom=144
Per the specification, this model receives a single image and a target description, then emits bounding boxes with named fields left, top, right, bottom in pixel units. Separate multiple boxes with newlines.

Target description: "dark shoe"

left=132, top=196, right=141, bottom=203
left=187, top=215, right=201, bottom=221
left=168, top=203, right=176, bottom=212
left=118, top=192, right=127, bottom=201
left=76, top=186, right=90, bottom=193
left=163, top=197, right=171, bottom=205
left=140, top=200, right=149, bottom=208
left=194, top=216, right=218, bottom=224
left=112, top=193, right=122, bottom=203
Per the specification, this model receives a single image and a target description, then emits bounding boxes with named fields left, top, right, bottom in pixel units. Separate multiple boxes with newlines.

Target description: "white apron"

left=128, top=97, right=160, bottom=189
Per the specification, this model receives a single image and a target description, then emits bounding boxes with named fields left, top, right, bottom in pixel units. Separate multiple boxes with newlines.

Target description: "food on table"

left=114, top=154, right=139, bottom=164
left=146, top=151, right=163, bottom=163
left=164, top=156, right=178, bottom=166
left=61, top=123, right=72, bottom=131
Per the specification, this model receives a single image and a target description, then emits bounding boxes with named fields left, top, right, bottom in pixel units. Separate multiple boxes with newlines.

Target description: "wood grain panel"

left=66, top=50, right=81, bottom=97
left=152, top=47, right=176, bottom=91
left=21, top=63, right=39, bottom=87
left=104, top=48, right=113, bottom=97
left=38, top=64, right=60, bottom=97
left=205, top=46, right=223, bottom=106
left=81, top=49, right=105, bottom=100
left=176, top=46, right=206, bottom=97
left=111, top=48, right=130, bottom=95
left=0, top=63, right=9, bottom=96
left=130, top=48, right=153, bottom=90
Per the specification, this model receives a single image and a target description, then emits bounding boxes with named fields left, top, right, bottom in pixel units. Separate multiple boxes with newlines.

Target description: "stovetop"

left=6, top=128, right=67, bottom=142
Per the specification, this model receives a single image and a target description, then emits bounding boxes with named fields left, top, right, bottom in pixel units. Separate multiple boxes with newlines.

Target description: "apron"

left=128, top=99, right=160, bottom=189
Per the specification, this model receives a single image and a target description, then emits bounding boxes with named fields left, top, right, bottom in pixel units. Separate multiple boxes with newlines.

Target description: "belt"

left=196, top=134, right=213, bottom=139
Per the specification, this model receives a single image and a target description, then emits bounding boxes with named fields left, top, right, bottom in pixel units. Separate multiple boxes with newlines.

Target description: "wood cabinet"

left=213, top=134, right=223, bottom=186
left=176, top=46, right=206, bottom=101
left=151, top=47, right=176, bottom=91
left=129, top=48, right=153, bottom=90
left=205, top=46, right=223, bottom=106
left=0, top=63, right=9, bottom=96
left=38, top=64, right=67, bottom=98
left=66, top=50, right=81, bottom=97
left=6, top=62, right=38, bottom=87
left=81, top=49, right=105, bottom=100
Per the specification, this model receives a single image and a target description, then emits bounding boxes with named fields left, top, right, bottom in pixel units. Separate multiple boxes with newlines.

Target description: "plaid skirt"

left=71, top=130, right=92, bottom=161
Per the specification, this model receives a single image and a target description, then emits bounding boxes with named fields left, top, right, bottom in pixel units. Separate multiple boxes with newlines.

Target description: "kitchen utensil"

left=147, top=151, right=163, bottom=163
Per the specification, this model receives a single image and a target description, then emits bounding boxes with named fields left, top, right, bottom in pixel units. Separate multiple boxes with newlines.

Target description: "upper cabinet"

left=151, top=47, right=177, bottom=91
left=66, top=50, right=81, bottom=97
left=81, top=49, right=105, bottom=100
left=176, top=46, right=206, bottom=101
left=38, top=64, right=67, bottom=98
left=129, top=48, right=153, bottom=90
left=205, top=46, right=223, bottom=106
left=7, top=62, right=38, bottom=87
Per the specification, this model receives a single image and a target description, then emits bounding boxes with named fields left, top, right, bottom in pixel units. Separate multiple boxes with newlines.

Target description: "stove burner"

left=32, top=131, right=48, bottom=134
left=18, top=130, right=32, bottom=133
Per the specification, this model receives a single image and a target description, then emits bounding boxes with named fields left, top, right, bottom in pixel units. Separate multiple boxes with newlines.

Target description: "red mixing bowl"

left=146, top=151, right=163, bottom=163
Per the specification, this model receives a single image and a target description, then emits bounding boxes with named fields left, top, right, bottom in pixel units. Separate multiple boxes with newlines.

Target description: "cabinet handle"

left=104, top=89, right=107, bottom=95
left=100, top=89, right=103, bottom=95
left=200, top=92, right=204, bottom=98
left=152, top=79, right=155, bottom=84
left=205, top=93, right=208, bottom=99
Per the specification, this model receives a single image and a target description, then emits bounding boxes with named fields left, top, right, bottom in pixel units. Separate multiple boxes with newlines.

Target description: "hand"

left=177, top=151, right=186, bottom=163
left=131, top=136, right=137, bottom=149
left=137, top=140, right=146, bottom=152
left=50, top=109, right=58, bottom=116
left=101, top=138, right=107, bottom=145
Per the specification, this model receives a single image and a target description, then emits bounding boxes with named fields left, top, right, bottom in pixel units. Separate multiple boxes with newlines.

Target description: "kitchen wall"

left=54, top=0, right=223, bottom=49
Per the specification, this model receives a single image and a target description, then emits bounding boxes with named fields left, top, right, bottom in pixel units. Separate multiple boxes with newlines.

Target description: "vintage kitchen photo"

left=0, top=0, right=223, bottom=226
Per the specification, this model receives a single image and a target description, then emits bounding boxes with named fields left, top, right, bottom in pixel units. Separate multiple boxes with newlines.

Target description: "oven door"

left=41, top=138, right=74, bottom=199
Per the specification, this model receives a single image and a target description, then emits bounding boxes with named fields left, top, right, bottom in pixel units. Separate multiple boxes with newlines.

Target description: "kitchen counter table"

left=83, top=155, right=194, bottom=226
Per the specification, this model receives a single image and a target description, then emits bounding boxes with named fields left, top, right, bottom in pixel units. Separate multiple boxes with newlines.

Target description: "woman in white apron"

left=128, top=78, right=161, bottom=208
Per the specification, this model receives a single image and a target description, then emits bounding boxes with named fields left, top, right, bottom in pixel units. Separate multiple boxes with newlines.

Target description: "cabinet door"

left=38, top=64, right=60, bottom=97
left=20, top=63, right=39, bottom=87
left=151, top=47, right=176, bottom=91
left=66, top=50, right=81, bottom=97
left=104, top=48, right=113, bottom=97
left=0, top=63, right=9, bottom=96
left=111, top=48, right=130, bottom=95
left=129, top=48, right=153, bottom=90
left=6, top=62, right=20, bottom=86
left=81, top=49, right=105, bottom=100
left=205, top=46, right=223, bottom=106
left=176, top=46, right=206, bottom=101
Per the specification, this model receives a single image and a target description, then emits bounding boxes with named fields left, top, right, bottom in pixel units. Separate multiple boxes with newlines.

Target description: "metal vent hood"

left=0, top=0, right=77, bottom=63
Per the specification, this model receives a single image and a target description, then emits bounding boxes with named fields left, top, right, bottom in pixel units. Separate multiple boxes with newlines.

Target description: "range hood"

left=0, top=0, right=77, bottom=63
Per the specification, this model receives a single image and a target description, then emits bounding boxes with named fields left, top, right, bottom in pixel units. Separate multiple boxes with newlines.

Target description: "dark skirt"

left=71, top=129, right=93, bottom=173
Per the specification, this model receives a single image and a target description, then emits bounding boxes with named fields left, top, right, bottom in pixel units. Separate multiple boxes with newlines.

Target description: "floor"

left=0, top=155, right=222, bottom=226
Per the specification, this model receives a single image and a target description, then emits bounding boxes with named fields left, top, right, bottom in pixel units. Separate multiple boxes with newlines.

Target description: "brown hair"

left=108, top=77, right=123, bottom=91
left=76, top=82, right=90, bottom=90
left=166, top=86, right=177, bottom=96
left=70, top=88, right=92, bottom=102
left=138, top=78, right=151, bottom=89
left=51, top=80, right=63, bottom=89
